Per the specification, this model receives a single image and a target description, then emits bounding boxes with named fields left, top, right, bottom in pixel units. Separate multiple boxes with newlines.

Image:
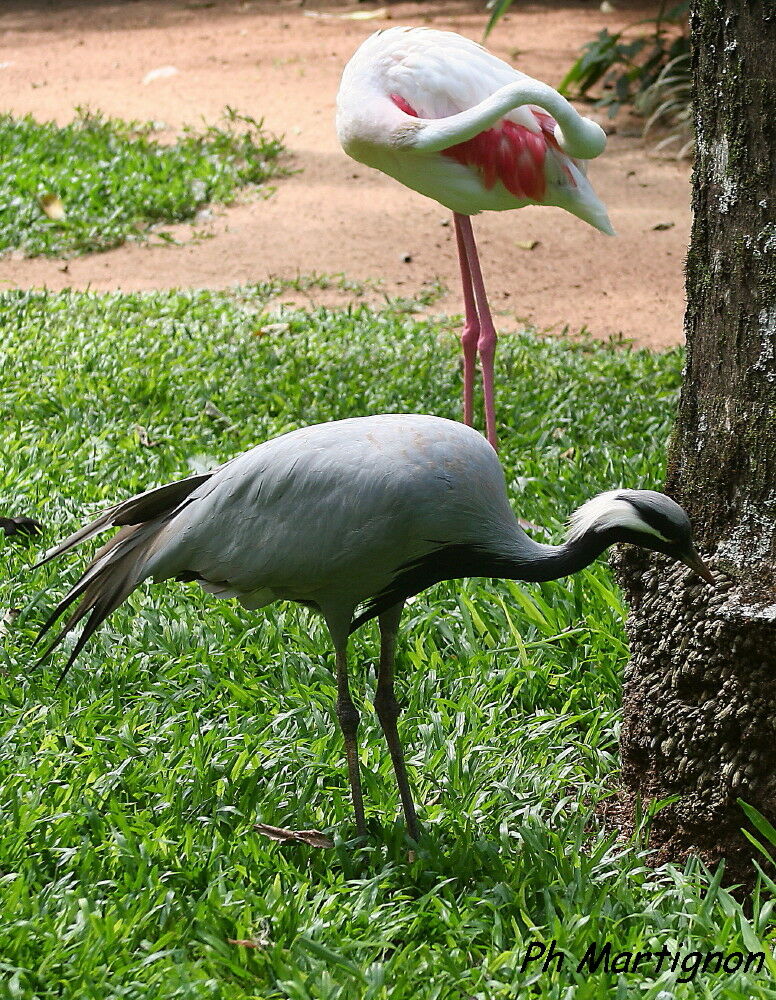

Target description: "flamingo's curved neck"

left=396, top=80, right=606, bottom=161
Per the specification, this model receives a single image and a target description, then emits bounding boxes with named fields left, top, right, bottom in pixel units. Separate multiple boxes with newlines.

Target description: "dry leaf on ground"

left=133, top=425, right=159, bottom=447
left=254, top=823, right=334, bottom=849
left=39, top=194, right=66, bottom=221
left=143, top=65, right=179, bottom=85
left=0, top=608, right=20, bottom=638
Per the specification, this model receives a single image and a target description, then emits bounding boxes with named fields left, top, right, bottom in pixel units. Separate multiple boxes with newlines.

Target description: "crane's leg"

left=453, top=213, right=480, bottom=429
left=454, top=214, right=499, bottom=452
left=374, top=603, right=420, bottom=841
left=333, top=638, right=367, bottom=836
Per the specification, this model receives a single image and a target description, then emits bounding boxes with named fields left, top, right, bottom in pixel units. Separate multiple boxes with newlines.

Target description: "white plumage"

left=567, top=490, right=674, bottom=544
left=336, top=26, right=611, bottom=227
left=336, top=27, right=612, bottom=450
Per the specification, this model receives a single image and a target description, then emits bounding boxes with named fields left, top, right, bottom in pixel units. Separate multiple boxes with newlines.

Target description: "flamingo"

left=336, top=27, right=613, bottom=450
left=36, top=414, right=712, bottom=840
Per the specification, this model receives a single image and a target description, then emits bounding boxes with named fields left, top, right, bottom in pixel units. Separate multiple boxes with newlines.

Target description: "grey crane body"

left=37, top=413, right=712, bottom=839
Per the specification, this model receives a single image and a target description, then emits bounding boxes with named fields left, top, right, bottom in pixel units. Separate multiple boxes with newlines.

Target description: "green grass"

left=1, top=288, right=774, bottom=999
left=0, top=109, right=284, bottom=257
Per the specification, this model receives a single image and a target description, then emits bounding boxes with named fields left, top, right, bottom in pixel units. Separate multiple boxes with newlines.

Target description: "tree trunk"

left=615, top=2, right=776, bottom=880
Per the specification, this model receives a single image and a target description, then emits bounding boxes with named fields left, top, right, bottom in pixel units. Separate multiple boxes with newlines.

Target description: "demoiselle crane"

left=336, top=28, right=612, bottom=450
left=36, top=414, right=711, bottom=840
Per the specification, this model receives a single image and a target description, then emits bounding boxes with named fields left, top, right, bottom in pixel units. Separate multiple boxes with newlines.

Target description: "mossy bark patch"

left=616, top=0, right=776, bottom=883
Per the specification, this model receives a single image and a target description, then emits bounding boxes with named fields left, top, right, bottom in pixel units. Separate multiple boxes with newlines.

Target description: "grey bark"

left=615, top=2, right=776, bottom=877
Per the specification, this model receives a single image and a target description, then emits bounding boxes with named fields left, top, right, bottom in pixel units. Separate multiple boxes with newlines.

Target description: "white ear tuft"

left=566, top=491, right=669, bottom=543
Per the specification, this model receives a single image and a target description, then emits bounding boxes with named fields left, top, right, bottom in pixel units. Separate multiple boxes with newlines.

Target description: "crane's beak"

left=680, top=547, right=715, bottom=585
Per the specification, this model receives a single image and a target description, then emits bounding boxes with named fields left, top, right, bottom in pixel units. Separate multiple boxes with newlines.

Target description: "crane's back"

left=147, top=414, right=514, bottom=606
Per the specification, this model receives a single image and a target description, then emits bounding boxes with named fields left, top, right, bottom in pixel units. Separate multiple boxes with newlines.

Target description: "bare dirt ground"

left=0, top=0, right=689, bottom=347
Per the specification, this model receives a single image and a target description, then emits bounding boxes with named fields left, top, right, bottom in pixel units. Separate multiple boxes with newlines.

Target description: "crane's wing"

left=35, top=474, right=213, bottom=568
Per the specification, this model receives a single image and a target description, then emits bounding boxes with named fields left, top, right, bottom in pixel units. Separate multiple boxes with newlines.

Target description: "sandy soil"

left=0, top=0, right=689, bottom=347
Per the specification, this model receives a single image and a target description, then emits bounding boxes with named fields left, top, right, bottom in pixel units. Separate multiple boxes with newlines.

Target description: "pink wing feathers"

left=391, top=95, right=575, bottom=205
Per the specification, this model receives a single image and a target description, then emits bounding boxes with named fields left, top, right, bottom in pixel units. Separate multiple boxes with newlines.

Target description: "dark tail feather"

left=36, top=525, right=136, bottom=645
left=54, top=587, right=135, bottom=686
left=36, top=524, right=151, bottom=679
left=34, top=473, right=211, bottom=570
left=35, top=470, right=216, bottom=675
left=36, top=572, right=95, bottom=644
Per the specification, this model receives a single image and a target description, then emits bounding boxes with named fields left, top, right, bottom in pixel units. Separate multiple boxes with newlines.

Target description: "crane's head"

left=567, top=489, right=714, bottom=584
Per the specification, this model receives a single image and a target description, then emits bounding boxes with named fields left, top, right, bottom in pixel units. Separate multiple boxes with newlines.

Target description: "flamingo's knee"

left=461, top=321, right=479, bottom=354
left=477, top=329, right=497, bottom=365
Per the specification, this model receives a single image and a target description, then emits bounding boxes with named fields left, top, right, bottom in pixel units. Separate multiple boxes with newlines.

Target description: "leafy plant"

left=0, top=107, right=285, bottom=257
left=739, top=800, right=776, bottom=866
left=485, top=1, right=693, bottom=153
left=483, top=0, right=514, bottom=39
left=638, top=51, right=695, bottom=157
left=558, top=3, right=690, bottom=120
left=2, top=287, right=775, bottom=997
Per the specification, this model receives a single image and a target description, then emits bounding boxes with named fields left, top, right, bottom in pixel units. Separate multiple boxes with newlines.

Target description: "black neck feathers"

left=349, top=529, right=613, bottom=633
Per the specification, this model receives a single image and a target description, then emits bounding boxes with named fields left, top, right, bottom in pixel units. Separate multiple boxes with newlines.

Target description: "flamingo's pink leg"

left=455, top=214, right=499, bottom=451
left=453, top=214, right=480, bottom=428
